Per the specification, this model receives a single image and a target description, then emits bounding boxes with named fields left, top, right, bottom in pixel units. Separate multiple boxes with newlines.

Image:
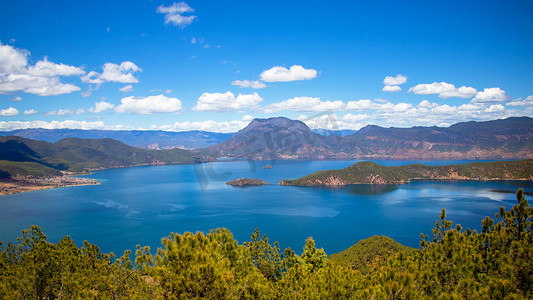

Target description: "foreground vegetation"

left=280, top=158, right=533, bottom=186
left=1, top=189, right=531, bottom=299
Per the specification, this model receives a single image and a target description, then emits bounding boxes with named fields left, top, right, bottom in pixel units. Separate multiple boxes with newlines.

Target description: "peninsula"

left=279, top=159, right=533, bottom=186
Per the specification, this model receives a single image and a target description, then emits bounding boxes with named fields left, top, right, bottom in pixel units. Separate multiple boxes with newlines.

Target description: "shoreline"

left=0, top=177, right=100, bottom=196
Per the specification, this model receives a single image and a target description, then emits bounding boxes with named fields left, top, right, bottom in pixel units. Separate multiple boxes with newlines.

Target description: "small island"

left=280, top=159, right=533, bottom=187
left=262, top=164, right=272, bottom=169
left=226, top=178, right=269, bottom=187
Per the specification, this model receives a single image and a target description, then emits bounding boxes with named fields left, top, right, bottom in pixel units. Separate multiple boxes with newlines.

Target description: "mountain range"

left=1, top=116, right=532, bottom=179
left=208, top=116, right=533, bottom=160
left=0, top=129, right=234, bottom=150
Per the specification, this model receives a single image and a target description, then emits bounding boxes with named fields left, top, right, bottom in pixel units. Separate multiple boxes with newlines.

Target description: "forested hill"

left=207, top=116, right=533, bottom=160
left=0, top=136, right=205, bottom=177
left=280, top=159, right=533, bottom=186
left=1, top=189, right=531, bottom=298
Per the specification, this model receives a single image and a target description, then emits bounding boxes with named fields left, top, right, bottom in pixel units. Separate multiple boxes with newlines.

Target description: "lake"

left=1, top=160, right=531, bottom=256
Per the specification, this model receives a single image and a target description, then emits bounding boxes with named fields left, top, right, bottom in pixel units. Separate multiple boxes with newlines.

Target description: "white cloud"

left=23, top=109, right=37, bottom=115
left=382, top=85, right=402, bottom=92
left=263, top=97, right=344, bottom=113
left=193, top=91, right=262, bottom=111
left=0, top=120, right=106, bottom=131
left=383, top=74, right=407, bottom=85
left=12, top=96, right=22, bottom=101
left=28, top=58, right=85, bottom=77
left=418, top=100, right=438, bottom=108
left=115, top=94, right=183, bottom=114
left=0, top=43, right=29, bottom=74
left=458, top=103, right=481, bottom=111
left=260, top=65, right=317, bottom=82
left=158, top=115, right=253, bottom=133
left=89, top=101, right=115, bottom=113
left=393, top=103, right=414, bottom=112
left=485, top=104, right=505, bottom=113
left=431, top=104, right=456, bottom=114
left=345, top=99, right=383, bottom=111
left=82, top=62, right=141, bottom=84
left=119, top=85, right=134, bottom=92
left=408, top=82, right=477, bottom=99
left=75, top=108, right=85, bottom=115
left=0, top=43, right=84, bottom=96
left=472, top=87, right=510, bottom=102
left=507, top=95, right=533, bottom=107
left=299, top=113, right=369, bottom=131
left=57, top=109, right=72, bottom=116
left=0, top=107, right=19, bottom=116
left=0, top=74, right=81, bottom=96
left=231, top=80, right=266, bottom=89
left=157, top=2, right=196, bottom=28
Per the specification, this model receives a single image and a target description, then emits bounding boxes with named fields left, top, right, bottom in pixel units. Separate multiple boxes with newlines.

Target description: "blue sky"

left=0, top=0, right=532, bottom=132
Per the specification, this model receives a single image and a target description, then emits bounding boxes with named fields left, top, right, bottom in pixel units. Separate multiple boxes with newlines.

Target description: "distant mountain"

left=207, top=117, right=334, bottom=160
left=279, top=159, right=533, bottom=186
left=207, top=117, right=533, bottom=160
left=0, top=129, right=234, bottom=150
left=0, top=136, right=207, bottom=177
left=312, top=128, right=357, bottom=136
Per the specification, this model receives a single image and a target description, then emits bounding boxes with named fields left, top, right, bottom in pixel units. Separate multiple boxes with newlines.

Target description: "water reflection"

left=345, top=184, right=399, bottom=195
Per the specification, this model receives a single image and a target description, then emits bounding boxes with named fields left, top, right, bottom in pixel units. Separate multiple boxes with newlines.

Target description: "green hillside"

left=0, top=136, right=203, bottom=177
left=280, top=159, right=533, bottom=186
left=0, top=161, right=61, bottom=178
left=329, top=236, right=415, bottom=273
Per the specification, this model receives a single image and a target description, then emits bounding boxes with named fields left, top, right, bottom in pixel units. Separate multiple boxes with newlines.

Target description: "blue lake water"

left=1, top=160, right=531, bottom=255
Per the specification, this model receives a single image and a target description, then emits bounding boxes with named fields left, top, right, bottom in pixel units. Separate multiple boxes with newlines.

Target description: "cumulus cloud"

left=418, top=100, right=438, bottom=108
left=0, top=107, right=19, bottom=116
left=260, top=65, right=317, bottom=82
left=507, top=95, right=533, bottom=107
left=23, top=109, right=37, bottom=115
left=115, top=94, right=183, bottom=114
left=12, top=96, right=22, bottom=101
left=345, top=99, right=383, bottom=111
left=382, top=85, right=402, bottom=92
left=89, top=101, right=115, bottom=113
left=0, top=75, right=81, bottom=96
left=193, top=91, right=263, bottom=111
left=383, top=74, right=407, bottom=85
left=28, top=58, right=85, bottom=77
left=158, top=115, right=253, bottom=133
left=0, top=43, right=83, bottom=96
left=157, top=2, right=196, bottom=28
left=408, top=82, right=477, bottom=99
left=82, top=62, right=141, bottom=84
left=263, top=97, right=344, bottom=113
left=231, top=80, right=266, bottom=89
left=57, top=109, right=72, bottom=116
left=0, top=120, right=106, bottom=131
left=119, top=85, right=133, bottom=92
left=472, top=87, right=510, bottom=103
left=485, top=104, right=505, bottom=113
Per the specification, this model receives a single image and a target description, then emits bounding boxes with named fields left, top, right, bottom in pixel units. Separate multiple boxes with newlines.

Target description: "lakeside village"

left=0, top=175, right=99, bottom=195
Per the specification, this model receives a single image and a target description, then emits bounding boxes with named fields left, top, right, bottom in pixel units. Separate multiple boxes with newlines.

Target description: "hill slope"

left=280, top=159, right=533, bottom=186
left=329, top=235, right=415, bottom=273
left=0, top=136, right=205, bottom=177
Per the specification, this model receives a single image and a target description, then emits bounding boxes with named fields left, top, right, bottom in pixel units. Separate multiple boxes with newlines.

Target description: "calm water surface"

left=1, top=160, right=531, bottom=255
